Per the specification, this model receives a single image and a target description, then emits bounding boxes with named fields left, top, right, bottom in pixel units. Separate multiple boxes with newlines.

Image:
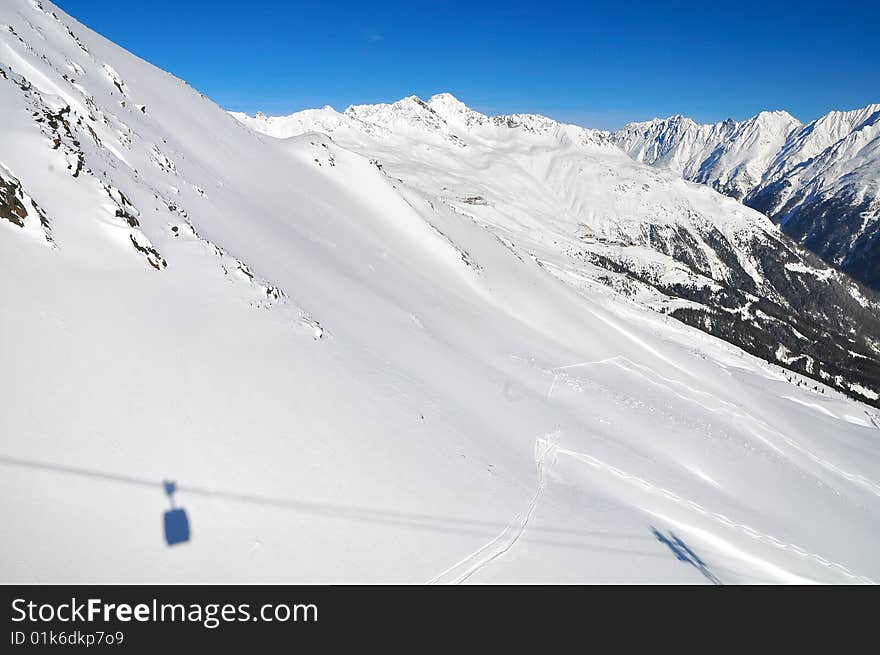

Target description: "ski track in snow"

left=429, top=427, right=875, bottom=584
left=548, top=356, right=880, bottom=499
left=546, top=440, right=876, bottom=584
left=428, top=434, right=557, bottom=584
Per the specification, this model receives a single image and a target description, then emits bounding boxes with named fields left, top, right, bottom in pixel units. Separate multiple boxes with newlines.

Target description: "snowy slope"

left=235, top=94, right=880, bottom=405
left=2, top=0, right=880, bottom=585
left=613, top=105, right=880, bottom=289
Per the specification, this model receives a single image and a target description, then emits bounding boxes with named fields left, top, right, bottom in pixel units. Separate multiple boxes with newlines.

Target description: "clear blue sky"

left=54, top=0, right=879, bottom=129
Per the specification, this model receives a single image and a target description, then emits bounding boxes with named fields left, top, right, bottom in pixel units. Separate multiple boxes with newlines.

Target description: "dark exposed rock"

left=129, top=234, right=166, bottom=271
left=0, top=175, right=28, bottom=227
left=748, top=187, right=880, bottom=290
left=579, top=222, right=880, bottom=407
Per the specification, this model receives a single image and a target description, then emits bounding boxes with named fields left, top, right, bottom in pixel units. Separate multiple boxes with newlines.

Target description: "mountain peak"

left=427, top=92, right=469, bottom=116
left=428, top=91, right=465, bottom=106
left=749, top=109, right=801, bottom=128
left=610, top=102, right=880, bottom=289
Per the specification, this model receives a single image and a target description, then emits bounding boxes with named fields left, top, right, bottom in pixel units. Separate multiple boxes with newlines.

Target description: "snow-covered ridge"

left=613, top=110, right=802, bottom=200
left=233, top=92, right=613, bottom=150
left=3, top=0, right=880, bottom=585
left=611, top=103, right=880, bottom=289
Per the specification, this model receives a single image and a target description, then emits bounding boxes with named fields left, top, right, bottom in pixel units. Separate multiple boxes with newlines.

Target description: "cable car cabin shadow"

left=164, top=507, right=190, bottom=546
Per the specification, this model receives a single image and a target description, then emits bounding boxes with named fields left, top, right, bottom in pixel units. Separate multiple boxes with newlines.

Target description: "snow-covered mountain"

left=3, top=0, right=880, bottom=585
left=612, top=105, right=880, bottom=289
left=233, top=95, right=880, bottom=406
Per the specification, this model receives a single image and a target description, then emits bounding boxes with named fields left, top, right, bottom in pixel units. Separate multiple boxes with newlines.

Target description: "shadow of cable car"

left=651, top=526, right=721, bottom=584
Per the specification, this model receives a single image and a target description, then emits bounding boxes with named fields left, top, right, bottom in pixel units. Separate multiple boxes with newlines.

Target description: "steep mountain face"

left=612, top=105, right=880, bottom=289
left=234, top=95, right=880, bottom=406
left=3, top=0, right=880, bottom=585
left=612, top=111, right=802, bottom=201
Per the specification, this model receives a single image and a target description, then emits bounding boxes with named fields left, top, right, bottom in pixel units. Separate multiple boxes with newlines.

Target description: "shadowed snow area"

left=2, top=0, right=879, bottom=583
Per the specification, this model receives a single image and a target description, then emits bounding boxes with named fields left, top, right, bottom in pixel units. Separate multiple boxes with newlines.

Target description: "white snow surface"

left=2, top=0, right=879, bottom=584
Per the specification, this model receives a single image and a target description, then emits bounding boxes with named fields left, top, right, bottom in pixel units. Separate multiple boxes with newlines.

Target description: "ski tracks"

left=548, top=356, right=880, bottom=500
left=428, top=429, right=875, bottom=584
left=428, top=434, right=557, bottom=584
left=549, top=441, right=876, bottom=584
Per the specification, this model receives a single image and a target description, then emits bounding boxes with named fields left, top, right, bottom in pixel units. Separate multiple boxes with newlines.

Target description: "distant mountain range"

left=233, top=94, right=880, bottom=405
left=611, top=105, right=880, bottom=290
